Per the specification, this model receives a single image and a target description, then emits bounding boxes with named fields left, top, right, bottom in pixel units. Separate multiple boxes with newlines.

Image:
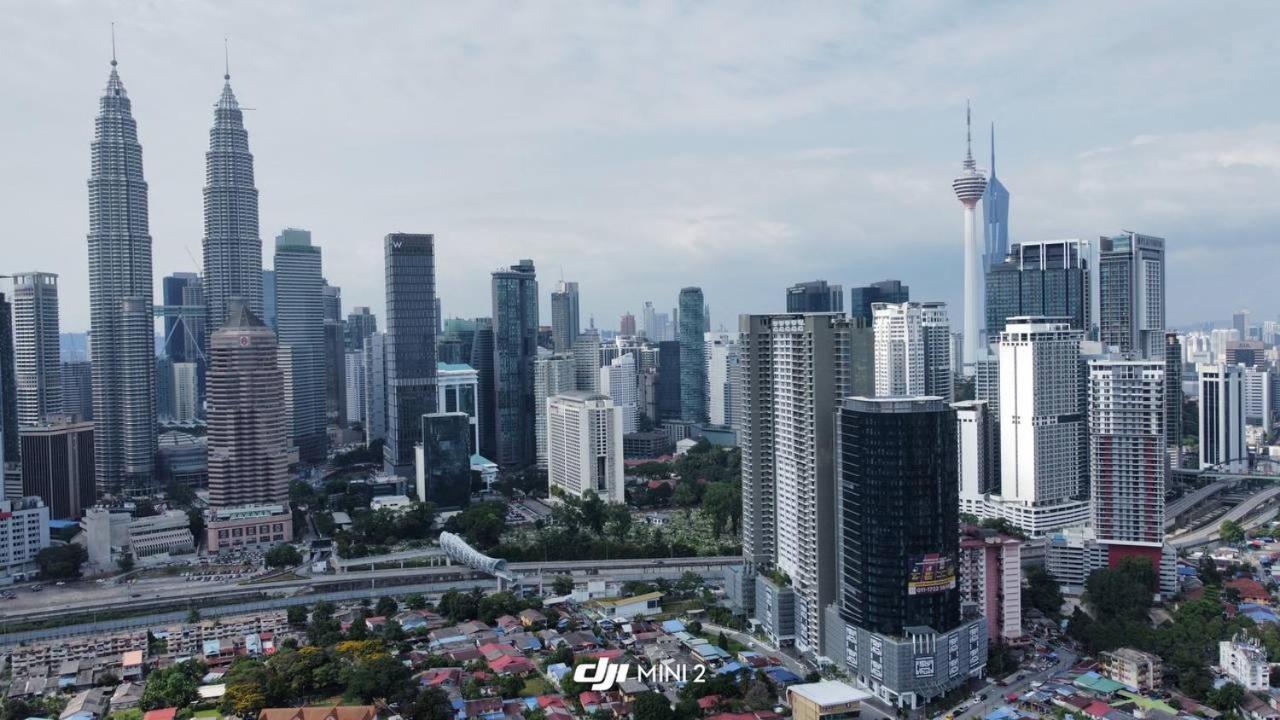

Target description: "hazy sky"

left=3, top=1, right=1279, bottom=332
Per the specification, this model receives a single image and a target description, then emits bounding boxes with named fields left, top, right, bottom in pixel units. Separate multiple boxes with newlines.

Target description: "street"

left=947, top=643, right=1079, bottom=720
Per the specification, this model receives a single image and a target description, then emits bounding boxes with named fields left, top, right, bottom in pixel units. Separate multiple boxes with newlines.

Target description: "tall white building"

left=535, top=355, right=577, bottom=469
left=1088, top=360, right=1165, bottom=548
left=705, top=332, right=739, bottom=427
left=599, top=353, right=638, bottom=434
left=953, top=400, right=995, bottom=518
left=344, top=352, right=366, bottom=426
left=1199, top=364, right=1245, bottom=471
left=993, top=318, right=1089, bottom=535
left=1242, top=367, right=1272, bottom=431
left=171, top=362, right=199, bottom=423
left=952, top=104, right=988, bottom=371
left=12, top=272, right=61, bottom=427
left=547, top=391, right=624, bottom=504
left=873, top=302, right=952, bottom=401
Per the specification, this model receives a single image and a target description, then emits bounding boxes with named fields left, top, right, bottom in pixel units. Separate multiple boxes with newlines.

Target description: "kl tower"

left=952, top=102, right=987, bottom=373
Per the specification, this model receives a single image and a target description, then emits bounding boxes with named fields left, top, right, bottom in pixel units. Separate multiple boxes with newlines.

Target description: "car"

left=55, top=581, right=65, bottom=586
left=1016, top=674, right=1026, bottom=681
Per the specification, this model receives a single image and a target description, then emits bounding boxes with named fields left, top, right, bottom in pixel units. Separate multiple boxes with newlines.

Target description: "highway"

left=1164, top=481, right=1229, bottom=529
left=1167, top=485, right=1280, bottom=549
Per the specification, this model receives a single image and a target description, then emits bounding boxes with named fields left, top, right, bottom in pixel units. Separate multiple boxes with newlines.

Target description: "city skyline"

left=2, top=3, right=1278, bottom=333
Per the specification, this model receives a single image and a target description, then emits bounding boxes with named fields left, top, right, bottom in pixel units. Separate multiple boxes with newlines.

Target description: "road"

left=948, top=644, right=1079, bottom=720
left=699, top=621, right=810, bottom=680
left=1164, top=481, right=1228, bottom=529
left=1167, top=485, right=1280, bottom=549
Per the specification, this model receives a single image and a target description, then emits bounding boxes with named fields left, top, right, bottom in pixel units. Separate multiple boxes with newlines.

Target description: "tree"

left=35, top=544, right=87, bottom=579
left=405, top=593, right=428, bottom=610
left=287, top=604, right=308, bottom=627
left=497, top=674, right=525, bottom=698
left=166, top=480, right=197, bottom=508
left=716, top=631, right=729, bottom=650
left=188, top=509, right=206, bottom=544
left=1023, top=565, right=1065, bottom=618
left=118, top=553, right=135, bottom=573
left=1208, top=682, right=1245, bottom=712
left=307, top=601, right=343, bottom=647
left=632, top=692, right=675, bottom=720
left=701, top=482, right=740, bottom=537
left=223, top=683, right=269, bottom=717
left=187, top=608, right=201, bottom=623
left=140, top=662, right=206, bottom=710
left=375, top=595, right=399, bottom=618
left=552, top=576, right=575, bottom=596
left=343, top=653, right=411, bottom=703
left=265, top=544, right=303, bottom=568
left=1198, top=555, right=1222, bottom=586
left=1220, top=520, right=1245, bottom=544
left=403, top=687, right=453, bottom=720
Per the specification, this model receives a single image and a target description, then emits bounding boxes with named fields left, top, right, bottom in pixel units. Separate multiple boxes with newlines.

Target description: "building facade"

left=786, top=281, right=844, bottom=314
left=19, top=420, right=95, bottom=520
left=1198, top=363, right=1245, bottom=471
left=1089, top=361, right=1165, bottom=549
left=272, top=228, right=327, bottom=463
left=384, top=234, right=439, bottom=477
left=547, top=392, right=624, bottom=504
left=551, top=280, right=580, bottom=353
left=705, top=332, right=740, bottom=428
left=363, top=332, right=387, bottom=445
left=872, top=302, right=955, bottom=400
left=984, top=239, right=1090, bottom=336
left=344, top=352, right=366, bottom=426
left=849, top=280, right=909, bottom=325
left=435, top=362, right=480, bottom=454
left=678, top=287, right=708, bottom=424
left=1099, top=232, right=1165, bottom=359
left=12, top=272, right=62, bottom=427
left=492, top=260, right=538, bottom=468
left=0, top=497, right=50, bottom=581
left=535, top=355, right=576, bottom=469
left=415, top=412, right=472, bottom=509
left=953, top=400, right=996, bottom=518
left=599, top=353, right=638, bottom=434
left=958, top=529, right=1023, bottom=644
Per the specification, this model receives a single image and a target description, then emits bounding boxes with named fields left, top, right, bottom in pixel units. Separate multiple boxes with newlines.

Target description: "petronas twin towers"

left=88, top=51, right=262, bottom=495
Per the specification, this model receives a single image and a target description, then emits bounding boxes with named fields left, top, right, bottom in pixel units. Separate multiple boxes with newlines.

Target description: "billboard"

left=907, top=553, right=956, bottom=595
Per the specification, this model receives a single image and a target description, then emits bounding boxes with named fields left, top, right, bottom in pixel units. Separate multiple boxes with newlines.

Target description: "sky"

left=3, top=1, right=1279, bottom=333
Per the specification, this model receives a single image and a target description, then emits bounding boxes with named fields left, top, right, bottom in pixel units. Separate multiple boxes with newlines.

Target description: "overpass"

left=1167, top=486, right=1280, bottom=549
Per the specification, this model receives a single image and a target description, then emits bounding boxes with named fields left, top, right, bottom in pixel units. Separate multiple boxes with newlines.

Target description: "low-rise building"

left=80, top=507, right=194, bottom=570
left=205, top=504, right=292, bottom=553
left=1099, top=648, right=1162, bottom=692
left=1221, top=633, right=1270, bottom=692
left=0, top=496, right=50, bottom=581
left=591, top=591, right=663, bottom=620
left=787, top=681, right=871, bottom=720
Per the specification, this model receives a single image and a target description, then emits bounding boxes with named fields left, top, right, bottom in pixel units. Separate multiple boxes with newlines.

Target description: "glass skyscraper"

left=273, top=229, right=327, bottom=464
left=982, top=124, right=1010, bottom=270
left=985, top=239, right=1090, bottom=336
left=384, top=234, right=438, bottom=478
left=491, top=260, right=538, bottom=468
left=678, top=287, right=707, bottom=423
left=785, top=280, right=844, bottom=313
left=849, top=280, right=910, bottom=324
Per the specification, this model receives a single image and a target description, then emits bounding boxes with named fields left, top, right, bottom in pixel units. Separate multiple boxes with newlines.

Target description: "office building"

left=344, top=352, right=366, bottom=426
left=678, top=287, right=708, bottom=423
left=1099, top=232, right=1165, bottom=359
left=171, top=362, right=198, bottom=423
left=492, top=260, right=538, bottom=468
left=87, top=56, right=157, bottom=495
left=156, top=431, right=207, bottom=488
left=1233, top=310, right=1250, bottom=339
left=600, top=353, right=639, bottom=433
left=205, top=300, right=289, bottom=509
left=535, top=355, right=576, bottom=469
left=324, top=318, right=346, bottom=427
left=1199, top=364, right=1245, bottom=471
left=1089, top=360, right=1165, bottom=554
left=738, top=313, right=852, bottom=654
left=202, top=69, right=263, bottom=334
left=958, top=528, right=1023, bottom=644
left=551, top=280, right=580, bottom=353
left=872, top=302, right=951, bottom=401
left=954, top=400, right=995, bottom=518
left=1226, top=340, right=1265, bottom=368
left=0, top=496, right=50, bottom=581
left=641, top=302, right=673, bottom=342
left=345, top=307, right=377, bottom=351
left=19, top=420, right=95, bottom=519
left=547, top=391, right=624, bottom=504
left=414, top=412, right=471, bottom=509
left=825, top=396, right=985, bottom=708
left=161, top=273, right=205, bottom=404
left=985, top=239, right=1090, bottom=336
left=470, top=318, right=496, bottom=459
left=573, top=329, right=602, bottom=393
left=1164, top=333, right=1183, bottom=462
left=435, top=362, right=480, bottom=454
left=953, top=106, right=989, bottom=370
left=982, top=124, right=1010, bottom=271
left=619, top=312, right=636, bottom=337
left=61, top=361, right=93, bottom=422
left=12, top=272, right=62, bottom=427
left=82, top=507, right=194, bottom=569
left=363, top=332, right=387, bottom=445
left=0, top=297, right=13, bottom=467
left=993, top=318, right=1089, bottom=535
left=786, top=280, right=844, bottom=313
left=705, top=332, right=740, bottom=427
left=273, top=228, right=327, bottom=463
left=261, top=269, right=276, bottom=329
left=849, top=280, right=909, bottom=324
left=384, top=233, right=439, bottom=478
left=1243, top=367, right=1272, bottom=431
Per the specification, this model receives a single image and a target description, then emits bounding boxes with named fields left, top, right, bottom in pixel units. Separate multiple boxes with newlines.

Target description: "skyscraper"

left=828, top=396, right=985, bottom=708
left=954, top=399, right=996, bottom=518
left=344, top=352, right=366, bottom=426
left=202, top=66, right=263, bottom=334
left=363, top=332, right=387, bottom=445
left=551, top=280, right=580, bottom=353
left=982, top=123, right=1010, bottom=271
left=261, top=270, right=276, bottom=330
left=273, top=228, right=327, bottom=463
left=0, top=294, right=17, bottom=464
left=345, top=307, right=378, bottom=351
left=87, top=52, right=157, bottom=496
left=206, top=300, right=289, bottom=508
left=1099, top=232, right=1166, bottom=359
left=60, top=361, right=93, bottom=422
left=1198, top=363, right=1245, bottom=471
left=1089, top=360, right=1165, bottom=550
left=324, top=318, right=346, bottom=427
left=786, top=280, right=844, bottom=313
left=952, top=104, right=989, bottom=371
left=19, top=420, right=95, bottom=520
left=738, top=313, right=853, bottom=655
left=161, top=272, right=204, bottom=364
left=384, top=234, right=439, bottom=478
left=12, top=272, right=62, bottom=426
left=599, top=353, right=638, bottom=433
left=535, top=354, right=577, bottom=469
left=873, top=302, right=953, bottom=402
left=573, top=329, right=602, bottom=394
left=1164, top=333, right=1183, bottom=463
left=547, top=392, right=624, bottom=504
left=705, top=332, right=740, bottom=427
left=994, top=318, right=1089, bottom=534
left=655, top=340, right=682, bottom=421
left=921, top=302, right=955, bottom=403
left=678, top=287, right=707, bottom=423
left=416, top=412, right=472, bottom=508
left=985, top=239, right=1091, bottom=336
left=470, top=318, right=496, bottom=459
left=849, top=280, right=910, bottom=324
left=619, top=312, right=636, bottom=337
left=491, top=260, right=538, bottom=468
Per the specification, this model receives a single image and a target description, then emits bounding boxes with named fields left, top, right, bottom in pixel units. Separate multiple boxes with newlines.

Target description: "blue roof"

left=471, top=453, right=497, bottom=467
left=661, top=620, right=686, bottom=633
left=438, top=362, right=476, bottom=372
left=49, top=519, right=80, bottom=529
left=765, top=667, right=801, bottom=683
left=716, top=661, right=745, bottom=675
left=547, top=663, right=570, bottom=680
